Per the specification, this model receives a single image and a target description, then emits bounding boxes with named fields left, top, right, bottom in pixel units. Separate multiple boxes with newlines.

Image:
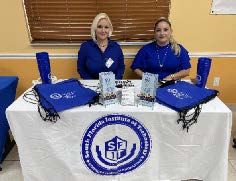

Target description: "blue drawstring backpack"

left=156, top=81, right=218, bottom=131
left=31, top=78, right=99, bottom=122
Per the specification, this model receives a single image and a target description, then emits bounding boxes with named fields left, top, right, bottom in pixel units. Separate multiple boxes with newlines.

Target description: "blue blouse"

left=130, top=41, right=191, bottom=80
left=77, top=39, right=125, bottom=79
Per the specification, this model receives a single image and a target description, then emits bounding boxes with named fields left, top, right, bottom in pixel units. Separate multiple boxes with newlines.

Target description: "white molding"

left=189, top=52, right=236, bottom=58
left=31, top=42, right=149, bottom=46
left=0, top=52, right=236, bottom=59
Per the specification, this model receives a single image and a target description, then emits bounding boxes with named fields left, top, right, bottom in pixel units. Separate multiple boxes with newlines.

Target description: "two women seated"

left=77, top=13, right=191, bottom=81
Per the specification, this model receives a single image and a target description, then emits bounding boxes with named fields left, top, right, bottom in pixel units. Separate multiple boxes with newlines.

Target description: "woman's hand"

left=190, top=77, right=197, bottom=84
left=164, top=69, right=190, bottom=81
left=163, top=75, right=173, bottom=81
left=134, top=69, right=144, bottom=78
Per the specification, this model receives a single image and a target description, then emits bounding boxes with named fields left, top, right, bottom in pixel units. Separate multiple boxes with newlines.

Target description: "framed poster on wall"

left=211, top=0, right=236, bottom=14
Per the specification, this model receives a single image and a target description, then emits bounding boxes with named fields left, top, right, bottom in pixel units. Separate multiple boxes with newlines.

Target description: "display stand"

left=99, top=72, right=116, bottom=107
left=137, top=73, right=158, bottom=109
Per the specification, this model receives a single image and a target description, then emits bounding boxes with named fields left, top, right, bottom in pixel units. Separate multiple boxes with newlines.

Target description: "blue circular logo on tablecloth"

left=81, top=114, right=151, bottom=175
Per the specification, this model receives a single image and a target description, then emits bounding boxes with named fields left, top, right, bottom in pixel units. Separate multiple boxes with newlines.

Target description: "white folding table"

left=6, top=80, right=232, bottom=181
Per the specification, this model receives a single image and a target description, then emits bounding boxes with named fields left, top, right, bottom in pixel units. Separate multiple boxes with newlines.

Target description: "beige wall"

left=0, top=0, right=235, bottom=53
left=1, top=57, right=235, bottom=104
left=0, top=1, right=236, bottom=103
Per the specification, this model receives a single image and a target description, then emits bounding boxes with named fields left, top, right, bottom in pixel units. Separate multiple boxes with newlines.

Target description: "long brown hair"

left=154, top=17, right=180, bottom=56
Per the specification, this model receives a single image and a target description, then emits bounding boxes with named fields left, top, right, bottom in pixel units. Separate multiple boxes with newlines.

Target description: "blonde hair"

left=154, top=17, right=180, bottom=56
left=91, top=13, right=113, bottom=42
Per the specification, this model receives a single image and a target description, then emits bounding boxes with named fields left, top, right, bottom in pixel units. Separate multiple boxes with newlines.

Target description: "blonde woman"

left=78, top=13, right=125, bottom=79
left=131, top=17, right=191, bottom=80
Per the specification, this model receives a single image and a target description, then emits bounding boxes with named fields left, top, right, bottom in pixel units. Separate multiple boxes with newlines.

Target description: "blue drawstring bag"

left=36, top=52, right=52, bottom=84
left=156, top=81, right=218, bottom=131
left=33, top=78, right=99, bottom=122
left=196, top=57, right=212, bottom=88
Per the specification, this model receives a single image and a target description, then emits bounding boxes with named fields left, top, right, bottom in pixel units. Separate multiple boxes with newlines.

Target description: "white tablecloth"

left=6, top=80, right=232, bottom=181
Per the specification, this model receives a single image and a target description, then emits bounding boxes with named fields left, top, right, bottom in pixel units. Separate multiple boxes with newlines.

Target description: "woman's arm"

left=131, top=46, right=147, bottom=78
left=115, top=47, right=125, bottom=79
left=164, top=44, right=191, bottom=80
left=77, top=44, right=93, bottom=79
left=163, top=69, right=190, bottom=81
left=134, top=68, right=144, bottom=78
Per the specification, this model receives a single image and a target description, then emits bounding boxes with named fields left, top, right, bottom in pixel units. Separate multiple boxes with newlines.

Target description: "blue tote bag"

left=33, top=78, right=99, bottom=122
left=156, top=81, right=218, bottom=131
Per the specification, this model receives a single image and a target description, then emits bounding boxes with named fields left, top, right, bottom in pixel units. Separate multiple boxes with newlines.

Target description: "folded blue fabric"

left=156, top=81, right=218, bottom=131
left=34, top=78, right=99, bottom=122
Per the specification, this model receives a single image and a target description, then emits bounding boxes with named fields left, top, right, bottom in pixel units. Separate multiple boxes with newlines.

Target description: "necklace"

left=156, top=44, right=170, bottom=68
left=97, top=41, right=108, bottom=47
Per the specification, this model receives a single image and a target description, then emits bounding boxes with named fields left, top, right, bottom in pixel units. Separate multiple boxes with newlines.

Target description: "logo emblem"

left=50, top=91, right=76, bottom=99
left=167, top=88, right=192, bottom=99
left=50, top=93, right=62, bottom=99
left=105, top=136, right=127, bottom=161
left=196, top=74, right=201, bottom=84
left=81, top=114, right=151, bottom=175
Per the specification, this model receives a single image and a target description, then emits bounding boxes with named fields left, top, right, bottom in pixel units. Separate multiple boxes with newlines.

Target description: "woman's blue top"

left=78, top=39, right=125, bottom=79
left=130, top=41, right=191, bottom=80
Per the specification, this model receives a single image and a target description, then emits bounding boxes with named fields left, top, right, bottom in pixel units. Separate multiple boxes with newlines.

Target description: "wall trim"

left=0, top=52, right=236, bottom=59
left=30, top=42, right=149, bottom=46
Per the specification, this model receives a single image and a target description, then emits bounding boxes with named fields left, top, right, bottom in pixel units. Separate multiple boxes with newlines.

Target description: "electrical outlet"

left=213, top=77, right=220, bottom=86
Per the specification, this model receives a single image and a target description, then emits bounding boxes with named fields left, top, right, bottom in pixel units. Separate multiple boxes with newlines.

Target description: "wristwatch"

left=170, top=74, right=175, bottom=80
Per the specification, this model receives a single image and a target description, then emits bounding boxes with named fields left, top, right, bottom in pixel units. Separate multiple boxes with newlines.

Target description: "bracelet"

left=170, top=74, right=175, bottom=80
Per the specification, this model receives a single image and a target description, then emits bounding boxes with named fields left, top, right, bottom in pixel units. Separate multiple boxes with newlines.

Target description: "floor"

left=1, top=105, right=236, bottom=181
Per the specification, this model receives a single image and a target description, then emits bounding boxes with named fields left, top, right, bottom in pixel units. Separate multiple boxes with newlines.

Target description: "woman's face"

left=95, top=18, right=110, bottom=42
left=154, top=21, right=172, bottom=46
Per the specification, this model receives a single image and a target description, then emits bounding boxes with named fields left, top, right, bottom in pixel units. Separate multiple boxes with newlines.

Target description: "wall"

left=0, top=0, right=236, bottom=103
